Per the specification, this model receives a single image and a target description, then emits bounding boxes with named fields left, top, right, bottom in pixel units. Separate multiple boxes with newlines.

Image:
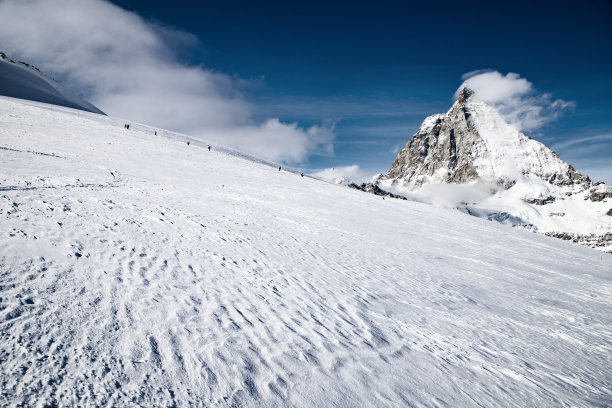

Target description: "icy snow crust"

left=1, top=97, right=611, bottom=406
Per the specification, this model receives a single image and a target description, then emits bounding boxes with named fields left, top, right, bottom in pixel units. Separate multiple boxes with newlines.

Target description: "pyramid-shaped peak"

left=457, top=87, right=475, bottom=104
left=385, top=86, right=592, bottom=191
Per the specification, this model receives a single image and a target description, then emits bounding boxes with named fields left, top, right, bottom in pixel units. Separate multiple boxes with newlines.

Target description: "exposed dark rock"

left=457, top=87, right=475, bottom=104
left=545, top=231, right=612, bottom=253
left=386, top=99, right=481, bottom=189
left=590, top=186, right=612, bottom=202
left=607, top=208, right=612, bottom=217
left=348, top=182, right=407, bottom=200
left=496, top=178, right=516, bottom=190
left=484, top=212, right=536, bottom=231
left=546, top=232, right=573, bottom=241
left=546, top=166, right=591, bottom=188
left=523, top=196, right=556, bottom=205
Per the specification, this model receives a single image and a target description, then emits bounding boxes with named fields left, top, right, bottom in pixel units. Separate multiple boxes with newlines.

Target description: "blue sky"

left=1, top=0, right=610, bottom=181
left=111, top=0, right=612, bottom=180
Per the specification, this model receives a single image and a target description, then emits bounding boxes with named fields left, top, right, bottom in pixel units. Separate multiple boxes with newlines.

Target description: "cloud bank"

left=310, top=165, right=372, bottom=184
left=456, top=70, right=575, bottom=132
left=0, top=0, right=333, bottom=163
left=552, top=134, right=612, bottom=184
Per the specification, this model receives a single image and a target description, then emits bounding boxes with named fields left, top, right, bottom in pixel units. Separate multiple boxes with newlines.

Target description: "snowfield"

left=1, top=96, right=611, bottom=407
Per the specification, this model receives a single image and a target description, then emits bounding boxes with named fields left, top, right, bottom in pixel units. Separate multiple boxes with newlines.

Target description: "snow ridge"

left=0, top=52, right=104, bottom=115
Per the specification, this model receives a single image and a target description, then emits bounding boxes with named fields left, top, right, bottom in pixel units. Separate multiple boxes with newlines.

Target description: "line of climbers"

left=124, top=123, right=159, bottom=137
left=183, top=140, right=307, bottom=179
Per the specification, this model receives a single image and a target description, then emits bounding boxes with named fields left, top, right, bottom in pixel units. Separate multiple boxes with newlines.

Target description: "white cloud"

left=551, top=134, right=612, bottom=184
left=310, top=165, right=372, bottom=184
left=206, top=119, right=335, bottom=163
left=552, top=133, right=612, bottom=150
left=456, top=70, right=575, bottom=132
left=0, top=0, right=333, bottom=163
left=407, top=182, right=494, bottom=209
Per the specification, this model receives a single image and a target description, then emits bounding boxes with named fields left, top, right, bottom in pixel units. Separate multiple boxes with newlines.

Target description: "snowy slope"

left=0, top=52, right=104, bottom=115
left=377, top=89, right=612, bottom=252
left=1, top=97, right=611, bottom=407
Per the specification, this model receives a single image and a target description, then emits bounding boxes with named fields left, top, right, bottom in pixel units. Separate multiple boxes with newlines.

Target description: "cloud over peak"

left=456, top=70, right=575, bottom=132
left=0, top=0, right=333, bottom=164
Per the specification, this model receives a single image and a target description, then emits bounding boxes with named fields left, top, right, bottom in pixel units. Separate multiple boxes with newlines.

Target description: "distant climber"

left=187, top=141, right=190, bottom=146
left=208, top=146, right=211, bottom=151
left=301, top=173, right=304, bottom=177
left=155, top=131, right=157, bottom=136
left=279, top=166, right=281, bottom=171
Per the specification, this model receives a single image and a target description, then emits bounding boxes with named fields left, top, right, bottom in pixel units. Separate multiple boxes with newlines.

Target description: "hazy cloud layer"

left=310, top=165, right=372, bottom=184
left=552, top=134, right=612, bottom=184
left=456, top=70, right=575, bottom=132
left=552, top=133, right=612, bottom=150
left=0, top=0, right=333, bottom=163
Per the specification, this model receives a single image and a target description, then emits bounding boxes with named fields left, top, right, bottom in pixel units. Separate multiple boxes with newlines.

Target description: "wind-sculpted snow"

left=0, top=97, right=611, bottom=407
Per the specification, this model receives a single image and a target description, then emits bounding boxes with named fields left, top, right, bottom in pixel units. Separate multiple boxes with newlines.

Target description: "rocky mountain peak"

left=456, top=87, right=475, bottom=104
left=382, top=92, right=592, bottom=192
left=371, top=91, right=612, bottom=252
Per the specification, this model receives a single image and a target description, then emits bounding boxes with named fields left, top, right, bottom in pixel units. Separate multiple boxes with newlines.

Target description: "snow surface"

left=465, top=99, right=569, bottom=182
left=0, top=54, right=104, bottom=115
left=1, top=97, right=611, bottom=407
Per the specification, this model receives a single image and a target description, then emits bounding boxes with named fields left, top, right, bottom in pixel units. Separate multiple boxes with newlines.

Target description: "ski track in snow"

left=1, top=97, right=611, bottom=407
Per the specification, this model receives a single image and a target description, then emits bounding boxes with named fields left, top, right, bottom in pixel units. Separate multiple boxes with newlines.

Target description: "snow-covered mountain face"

left=1, top=97, right=611, bottom=406
left=0, top=52, right=104, bottom=115
left=377, top=88, right=612, bottom=252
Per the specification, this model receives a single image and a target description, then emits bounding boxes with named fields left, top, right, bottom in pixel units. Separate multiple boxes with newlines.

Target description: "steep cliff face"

left=376, top=88, right=612, bottom=252
left=387, top=89, right=480, bottom=188
left=385, top=88, right=590, bottom=191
